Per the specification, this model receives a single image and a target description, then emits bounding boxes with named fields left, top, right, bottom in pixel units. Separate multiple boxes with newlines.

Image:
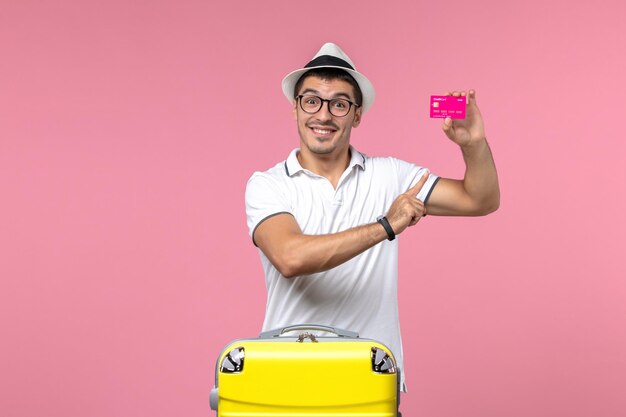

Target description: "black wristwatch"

left=376, top=215, right=395, bottom=241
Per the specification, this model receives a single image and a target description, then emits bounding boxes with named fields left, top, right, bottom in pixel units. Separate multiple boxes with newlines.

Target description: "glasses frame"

left=296, top=94, right=360, bottom=117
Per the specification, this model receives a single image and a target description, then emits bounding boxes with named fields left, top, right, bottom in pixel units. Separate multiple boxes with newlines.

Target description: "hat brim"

left=281, top=65, right=375, bottom=114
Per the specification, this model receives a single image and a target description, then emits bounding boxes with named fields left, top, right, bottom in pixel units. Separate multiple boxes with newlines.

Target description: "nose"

left=315, top=101, right=333, bottom=121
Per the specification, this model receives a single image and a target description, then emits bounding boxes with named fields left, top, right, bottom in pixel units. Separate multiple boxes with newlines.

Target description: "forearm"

left=255, top=175, right=431, bottom=278
left=460, top=138, right=500, bottom=213
left=270, top=222, right=388, bottom=278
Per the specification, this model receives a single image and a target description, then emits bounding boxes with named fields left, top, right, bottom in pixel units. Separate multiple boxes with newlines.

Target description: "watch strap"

left=377, top=216, right=396, bottom=241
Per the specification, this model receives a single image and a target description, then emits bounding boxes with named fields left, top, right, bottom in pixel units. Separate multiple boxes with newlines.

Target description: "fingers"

left=406, top=171, right=430, bottom=196
left=466, top=89, right=476, bottom=105
left=387, top=191, right=427, bottom=234
left=404, top=175, right=429, bottom=228
left=387, top=178, right=429, bottom=235
left=446, top=89, right=476, bottom=104
left=408, top=201, right=426, bottom=227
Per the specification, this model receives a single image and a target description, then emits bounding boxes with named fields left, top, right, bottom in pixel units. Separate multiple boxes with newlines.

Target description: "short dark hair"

left=293, top=68, right=363, bottom=106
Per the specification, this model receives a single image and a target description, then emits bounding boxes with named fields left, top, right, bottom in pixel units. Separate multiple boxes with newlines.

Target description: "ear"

left=352, top=107, right=362, bottom=128
left=292, top=100, right=298, bottom=121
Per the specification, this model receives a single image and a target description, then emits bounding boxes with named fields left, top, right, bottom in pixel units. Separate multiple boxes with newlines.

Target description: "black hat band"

left=304, top=55, right=354, bottom=70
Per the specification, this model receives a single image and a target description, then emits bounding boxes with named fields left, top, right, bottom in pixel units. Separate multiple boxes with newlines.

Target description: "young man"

left=245, top=43, right=499, bottom=391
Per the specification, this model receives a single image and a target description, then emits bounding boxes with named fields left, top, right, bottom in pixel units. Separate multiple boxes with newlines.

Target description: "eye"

left=331, top=99, right=349, bottom=109
left=303, top=96, right=320, bottom=105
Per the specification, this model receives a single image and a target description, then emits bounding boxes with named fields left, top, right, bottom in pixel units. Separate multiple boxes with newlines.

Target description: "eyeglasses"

left=296, top=95, right=360, bottom=117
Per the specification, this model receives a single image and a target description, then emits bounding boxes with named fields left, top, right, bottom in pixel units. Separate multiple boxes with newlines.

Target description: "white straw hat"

left=281, top=42, right=375, bottom=113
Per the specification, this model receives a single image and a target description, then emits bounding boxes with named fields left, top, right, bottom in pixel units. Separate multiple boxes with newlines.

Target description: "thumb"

left=442, top=117, right=455, bottom=140
left=407, top=171, right=430, bottom=196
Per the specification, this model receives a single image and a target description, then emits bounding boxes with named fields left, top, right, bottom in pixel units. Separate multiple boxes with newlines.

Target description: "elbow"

left=481, top=201, right=499, bottom=215
left=488, top=189, right=501, bottom=213
left=258, top=237, right=311, bottom=279
left=490, top=196, right=501, bottom=213
left=272, top=252, right=306, bottom=279
left=277, top=264, right=299, bottom=279
left=476, top=192, right=500, bottom=216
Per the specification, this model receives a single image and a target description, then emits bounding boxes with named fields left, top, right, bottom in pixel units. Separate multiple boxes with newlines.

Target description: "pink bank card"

left=430, top=95, right=466, bottom=119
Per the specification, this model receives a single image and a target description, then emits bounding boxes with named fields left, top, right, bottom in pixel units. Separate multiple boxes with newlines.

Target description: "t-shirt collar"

left=284, top=146, right=366, bottom=177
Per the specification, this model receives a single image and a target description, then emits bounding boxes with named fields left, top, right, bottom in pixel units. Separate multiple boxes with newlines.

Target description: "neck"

left=298, top=146, right=351, bottom=189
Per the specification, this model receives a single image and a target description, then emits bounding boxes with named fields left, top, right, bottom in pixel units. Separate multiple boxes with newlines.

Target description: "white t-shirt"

left=245, top=147, right=439, bottom=391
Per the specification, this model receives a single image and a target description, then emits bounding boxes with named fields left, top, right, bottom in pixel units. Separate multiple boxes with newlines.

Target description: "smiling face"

left=293, top=75, right=362, bottom=160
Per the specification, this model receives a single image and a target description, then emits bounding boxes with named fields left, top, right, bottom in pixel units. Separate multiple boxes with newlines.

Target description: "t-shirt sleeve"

left=245, top=172, right=292, bottom=243
left=394, top=159, right=440, bottom=203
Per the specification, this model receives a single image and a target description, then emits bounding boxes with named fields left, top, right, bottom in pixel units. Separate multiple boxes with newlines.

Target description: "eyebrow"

left=300, top=88, right=353, bottom=101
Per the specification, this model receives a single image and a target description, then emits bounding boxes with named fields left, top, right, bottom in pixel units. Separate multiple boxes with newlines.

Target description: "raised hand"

left=442, top=89, right=486, bottom=148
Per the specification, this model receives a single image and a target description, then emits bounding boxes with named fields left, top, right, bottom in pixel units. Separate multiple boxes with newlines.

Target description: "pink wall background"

left=2, top=1, right=625, bottom=416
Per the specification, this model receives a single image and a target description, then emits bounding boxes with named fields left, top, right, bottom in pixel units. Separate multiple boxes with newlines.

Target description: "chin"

left=302, top=136, right=336, bottom=154
left=310, top=147, right=335, bottom=155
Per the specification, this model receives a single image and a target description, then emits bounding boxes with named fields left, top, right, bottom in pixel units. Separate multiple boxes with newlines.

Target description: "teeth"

left=313, top=128, right=332, bottom=134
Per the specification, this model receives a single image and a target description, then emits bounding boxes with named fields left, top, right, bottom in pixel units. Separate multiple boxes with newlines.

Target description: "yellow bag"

left=210, top=324, right=399, bottom=417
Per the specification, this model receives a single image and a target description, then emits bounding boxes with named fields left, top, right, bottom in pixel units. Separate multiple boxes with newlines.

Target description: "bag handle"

left=259, top=324, right=359, bottom=339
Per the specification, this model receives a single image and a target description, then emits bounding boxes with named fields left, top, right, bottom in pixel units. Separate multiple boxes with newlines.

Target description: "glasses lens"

left=328, top=98, right=351, bottom=117
left=300, top=95, right=322, bottom=113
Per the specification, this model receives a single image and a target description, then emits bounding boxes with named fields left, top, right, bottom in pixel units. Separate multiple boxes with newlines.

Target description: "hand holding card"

left=430, top=95, right=466, bottom=119
left=437, top=90, right=487, bottom=148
